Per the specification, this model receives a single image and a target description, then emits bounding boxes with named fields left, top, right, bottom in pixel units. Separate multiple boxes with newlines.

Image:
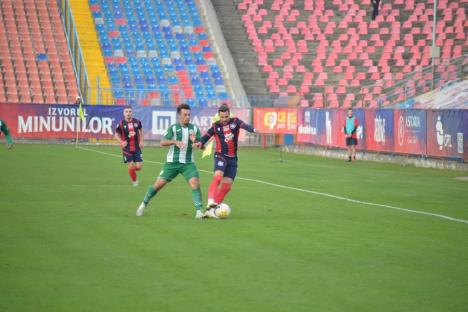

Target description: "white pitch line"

left=76, top=146, right=468, bottom=225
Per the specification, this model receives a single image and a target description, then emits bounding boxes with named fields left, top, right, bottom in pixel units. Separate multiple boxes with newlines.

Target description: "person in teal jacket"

left=344, top=109, right=359, bottom=162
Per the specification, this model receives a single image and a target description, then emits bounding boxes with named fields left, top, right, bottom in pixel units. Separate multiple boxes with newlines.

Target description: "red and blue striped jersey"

left=116, top=118, right=142, bottom=152
left=200, top=118, right=255, bottom=157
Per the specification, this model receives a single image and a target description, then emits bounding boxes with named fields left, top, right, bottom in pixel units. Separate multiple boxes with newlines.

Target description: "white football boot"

left=136, top=202, right=147, bottom=217
left=195, top=210, right=204, bottom=219
left=203, top=207, right=219, bottom=219
left=206, top=198, right=218, bottom=209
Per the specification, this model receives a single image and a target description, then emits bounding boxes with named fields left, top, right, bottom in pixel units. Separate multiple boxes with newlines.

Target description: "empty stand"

left=90, top=0, right=229, bottom=107
left=237, top=0, right=467, bottom=107
left=0, top=0, right=80, bottom=104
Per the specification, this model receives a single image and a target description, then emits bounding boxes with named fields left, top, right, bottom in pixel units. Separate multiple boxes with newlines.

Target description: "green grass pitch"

left=1, top=144, right=467, bottom=312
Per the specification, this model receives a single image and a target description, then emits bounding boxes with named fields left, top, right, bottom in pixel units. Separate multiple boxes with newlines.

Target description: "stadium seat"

left=237, top=0, right=466, bottom=107
left=90, top=0, right=229, bottom=107
left=0, top=0, right=80, bottom=104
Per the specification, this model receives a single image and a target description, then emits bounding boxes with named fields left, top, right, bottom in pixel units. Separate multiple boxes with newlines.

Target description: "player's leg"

left=214, top=177, right=233, bottom=205
left=181, top=163, right=204, bottom=218
left=207, top=154, right=227, bottom=207
left=136, top=163, right=177, bottom=216
left=137, top=177, right=169, bottom=216
left=346, top=139, right=352, bottom=162
left=1, top=124, right=13, bottom=149
left=127, top=161, right=138, bottom=185
left=214, top=157, right=237, bottom=205
left=132, top=150, right=143, bottom=186
left=351, top=142, right=357, bottom=160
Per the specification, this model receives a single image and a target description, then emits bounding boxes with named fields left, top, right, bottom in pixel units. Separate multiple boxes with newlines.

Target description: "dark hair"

left=177, top=103, right=191, bottom=114
left=218, top=104, right=230, bottom=114
left=124, top=105, right=132, bottom=110
left=347, top=108, right=353, bottom=111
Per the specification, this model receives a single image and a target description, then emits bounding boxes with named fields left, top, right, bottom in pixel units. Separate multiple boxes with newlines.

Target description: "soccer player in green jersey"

left=136, top=104, right=204, bottom=219
left=0, top=118, right=13, bottom=149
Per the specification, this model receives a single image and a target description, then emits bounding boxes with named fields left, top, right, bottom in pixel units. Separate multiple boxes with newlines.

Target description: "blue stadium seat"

left=91, top=0, right=228, bottom=106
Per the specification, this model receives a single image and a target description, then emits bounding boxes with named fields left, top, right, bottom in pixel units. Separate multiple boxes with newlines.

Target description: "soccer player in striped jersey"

left=136, top=104, right=204, bottom=219
left=114, top=106, right=144, bottom=186
left=194, top=104, right=256, bottom=218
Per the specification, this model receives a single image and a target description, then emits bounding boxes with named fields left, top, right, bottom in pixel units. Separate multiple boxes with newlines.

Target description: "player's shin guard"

left=208, top=175, right=223, bottom=201
left=128, top=168, right=137, bottom=182
left=214, top=182, right=231, bottom=204
left=143, top=186, right=158, bottom=205
left=191, top=189, right=203, bottom=211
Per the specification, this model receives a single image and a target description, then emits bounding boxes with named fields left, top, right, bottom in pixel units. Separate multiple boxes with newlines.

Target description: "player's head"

left=123, top=105, right=133, bottom=120
left=347, top=108, right=353, bottom=117
left=177, top=103, right=191, bottom=126
left=218, top=104, right=230, bottom=125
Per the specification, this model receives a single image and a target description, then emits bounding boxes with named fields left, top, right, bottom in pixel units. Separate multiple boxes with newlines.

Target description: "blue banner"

left=427, top=110, right=465, bottom=159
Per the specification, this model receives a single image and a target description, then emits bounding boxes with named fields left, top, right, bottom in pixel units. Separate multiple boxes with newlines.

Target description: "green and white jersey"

left=164, top=123, right=201, bottom=163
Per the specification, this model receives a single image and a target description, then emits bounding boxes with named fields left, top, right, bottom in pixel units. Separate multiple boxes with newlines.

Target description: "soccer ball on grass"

left=215, top=203, right=231, bottom=219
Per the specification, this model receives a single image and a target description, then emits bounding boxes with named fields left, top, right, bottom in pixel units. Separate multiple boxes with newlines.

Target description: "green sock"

left=143, top=186, right=158, bottom=205
left=5, top=134, right=12, bottom=145
left=191, top=189, right=203, bottom=211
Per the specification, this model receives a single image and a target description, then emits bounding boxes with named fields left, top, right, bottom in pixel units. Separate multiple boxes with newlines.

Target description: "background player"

left=194, top=105, right=256, bottom=218
left=136, top=104, right=204, bottom=219
left=344, top=108, right=359, bottom=162
left=0, top=118, right=13, bottom=149
left=114, top=106, right=143, bottom=186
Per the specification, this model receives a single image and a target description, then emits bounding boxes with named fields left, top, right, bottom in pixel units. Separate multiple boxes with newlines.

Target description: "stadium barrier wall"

left=0, top=103, right=251, bottom=143
left=255, top=107, right=467, bottom=161
left=1, top=103, right=465, bottom=161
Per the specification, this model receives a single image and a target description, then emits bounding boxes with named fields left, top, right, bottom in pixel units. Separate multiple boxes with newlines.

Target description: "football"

left=215, top=203, right=231, bottom=219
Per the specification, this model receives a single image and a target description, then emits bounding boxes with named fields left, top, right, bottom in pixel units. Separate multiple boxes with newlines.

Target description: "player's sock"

left=5, top=134, right=13, bottom=145
left=143, top=186, right=158, bottom=205
left=191, top=189, right=203, bottom=211
left=208, top=175, right=223, bottom=201
left=214, top=182, right=231, bottom=204
left=128, top=168, right=137, bottom=182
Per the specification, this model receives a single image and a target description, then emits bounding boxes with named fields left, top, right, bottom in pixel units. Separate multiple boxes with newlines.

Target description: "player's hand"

left=189, top=133, right=196, bottom=142
left=121, top=141, right=128, bottom=148
left=175, top=141, right=186, bottom=149
left=139, top=142, right=144, bottom=148
left=192, top=142, right=202, bottom=149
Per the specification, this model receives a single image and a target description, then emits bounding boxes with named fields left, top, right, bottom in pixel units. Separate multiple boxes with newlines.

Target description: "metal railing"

left=58, top=0, right=91, bottom=103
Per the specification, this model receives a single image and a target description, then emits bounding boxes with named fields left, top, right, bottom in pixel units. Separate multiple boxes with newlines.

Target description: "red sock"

left=208, top=175, right=223, bottom=201
left=214, top=183, right=231, bottom=204
left=128, top=168, right=137, bottom=182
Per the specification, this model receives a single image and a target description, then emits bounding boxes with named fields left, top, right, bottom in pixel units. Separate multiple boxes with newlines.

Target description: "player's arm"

left=238, top=119, right=256, bottom=133
left=138, top=121, right=144, bottom=148
left=161, top=140, right=185, bottom=148
left=190, top=127, right=202, bottom=148
left=115, top=123, right=127, bottom=148
left=195, top=125, right=215, bottom=148
left=160, top=126, right=185, bottom=148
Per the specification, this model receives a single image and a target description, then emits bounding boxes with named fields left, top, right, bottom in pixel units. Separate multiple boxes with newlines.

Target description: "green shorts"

left=159, top=162, right=199, bottom=182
